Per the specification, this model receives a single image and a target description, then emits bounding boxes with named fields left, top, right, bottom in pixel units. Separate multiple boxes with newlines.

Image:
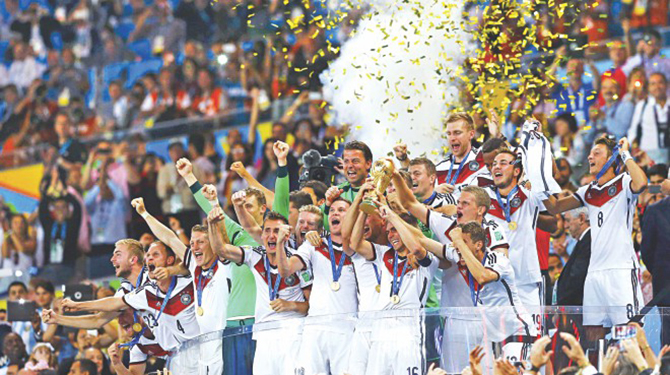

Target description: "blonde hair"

left=445, top=112, right=475, bottom=132
left=299, top=205, right=324, bottom=231
left=115, top=239, right=144, bottom=265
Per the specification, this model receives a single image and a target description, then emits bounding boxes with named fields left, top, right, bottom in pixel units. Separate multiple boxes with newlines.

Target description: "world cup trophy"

left=359, top=159, right=394, bottom=215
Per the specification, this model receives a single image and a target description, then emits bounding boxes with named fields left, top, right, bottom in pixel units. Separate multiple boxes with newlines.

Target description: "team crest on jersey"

left=180, top=293, right=192, bottom=305
left=285, top=274, right=297, bottom=286
left=607, top=185, right=617, bottom=197
left=495, top=231, right=502, bottom=241
left=469, top=161, right=480, bottom=171
left=510, top=197, right=522, bottom=208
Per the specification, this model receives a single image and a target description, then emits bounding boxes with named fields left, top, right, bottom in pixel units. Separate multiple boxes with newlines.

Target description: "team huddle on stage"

left=39, top=112, right=648, bottom=375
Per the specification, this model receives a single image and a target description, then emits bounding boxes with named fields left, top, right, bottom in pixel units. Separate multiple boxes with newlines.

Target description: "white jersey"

left=241, top=245, right=312, bottom=325
left=427, top=211, right=509, bottom=316
left=435, top=148, right=490, bottom=199
left=371, top=244, right=438, bottom=311
left=574, top=173, right=639, bottom=271
left=129, top=335, right=170, bottom=365
left=183, top=249, right=231, bottom=334
left=350, top=249, right=379, bottom=313
left=294, top=237, right=358, bottom=332
left=122, top=276, right=200, bottom=351
left=423, top=191, right=457, bottom=210
left=485, top=185, right=544, bottom=286
left=478, top=251, right=535, bottom=342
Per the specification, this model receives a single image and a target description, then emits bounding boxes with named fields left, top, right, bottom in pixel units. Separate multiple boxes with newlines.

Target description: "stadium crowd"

left=0, top=0, right=670, bottom=373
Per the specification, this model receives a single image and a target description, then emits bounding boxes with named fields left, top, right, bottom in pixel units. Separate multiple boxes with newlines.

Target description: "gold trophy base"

left=360, top=199, right=378, bottom=215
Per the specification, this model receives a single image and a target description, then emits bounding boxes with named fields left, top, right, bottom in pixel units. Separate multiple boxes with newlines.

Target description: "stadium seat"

left=0, top=41, right=9, bottom=66
left=115, top=21, right=136, bottom=42
left=127, top=39, right=153, bottom=61
left=125, top=59, right=163, bottom=89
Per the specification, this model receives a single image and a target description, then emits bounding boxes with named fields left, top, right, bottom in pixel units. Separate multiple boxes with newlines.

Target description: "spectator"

left=37, top=169, right=83, bottom=280
left=553, top=58, right=600, bottom=139
left=552, top=113, right=587, bottom=178
left=256, top=138, right=280, bottom=189
left=98, top=81, right=129, bottom=129
left=597, top=38, right=630, bottom=106
left=66, top=358, right=98, bottom=375
left=23, top=342, right=57, bottom=373
left=641, top=183, right=670, bottom=345
left=140, top=67, right=191, bottom=122
left=82, top=347, right=111, bottom=375
left=54, top=112, right=87, bottom=169
left=8, top=42, right=46, bottom=90
left=157, top=141, right=200, bottom=229
left=547, top=253, right=563, bottom=287
left=623, top=29, right=670, bottom=81
left=555, top=207, right=591, bottom=306
left=219, top=142, right=256, bottom=208
left=628, top=72, right=669, bottom=163
left=2, top=333, right=28, bottom=373
left=9, top=3, right=61, bottom=56
left=191, top=68, right=227, bottom=117
left=594, top=78, right=635, bottom=140
left=84, top=160, right=127, bottom=255
left=129, top=0, right=186, bottom=55
left=46, top=48, right=90, bottom=103
left=188, top=133, right=215, bottom=184
left=1, top=213, right=36, bottom=271
left=554, top=157, right=578, bottom=193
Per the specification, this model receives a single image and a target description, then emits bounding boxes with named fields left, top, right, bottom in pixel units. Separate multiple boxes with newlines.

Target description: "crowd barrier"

left=164, top=306, right=669, bottom=375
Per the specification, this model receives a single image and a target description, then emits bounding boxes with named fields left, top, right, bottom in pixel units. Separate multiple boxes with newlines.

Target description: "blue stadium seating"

left=115, top=21, right=136, bottom=42
left=125, top=59, right=163, bottom=89
left=101, top=62, right=130, bottom=102
left=127, top=39, right=153, bottom=61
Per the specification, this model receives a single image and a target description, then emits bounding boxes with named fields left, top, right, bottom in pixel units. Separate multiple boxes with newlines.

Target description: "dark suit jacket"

left=641, top=197, right=670, bottom=305
left=556, top=228, right=592, bottom=306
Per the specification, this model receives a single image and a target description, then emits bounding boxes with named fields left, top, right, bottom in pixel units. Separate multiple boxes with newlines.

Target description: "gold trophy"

left=359, top=159, right=394, bottom=215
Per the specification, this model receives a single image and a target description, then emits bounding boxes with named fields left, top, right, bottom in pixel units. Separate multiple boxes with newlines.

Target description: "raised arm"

left=42, top=309, right=119, bottom=329
left=450, top=228, right=498, bottom=285
left=230, top=161, right=275, bottom=208
left=272, top=141, right=291, bottom=218
left=61, top=296, right=127, bottom=313
left=393, top=143, right=411, bottom=170
left=343, top=181, right=375, bottom=259
left=381, top=205, right=426, bottom=260
left=247, top=88, right=260, bottom=147
left=542, top=194, right=582, bottom=215
left=231, top=190, right=263, bottom=244
left=276, top=224, right=305, bottom=278
left=208, top=206, right=244, bottom=264
left=391, top=169, right=429, bottom=225
left=131, top=198, right=187, bottom=260
left=619, top=138, right=648, bottom=193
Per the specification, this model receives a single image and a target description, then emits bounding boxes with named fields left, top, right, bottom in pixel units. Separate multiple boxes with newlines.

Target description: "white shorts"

left=517, top=282, right=544, bottom=334
left=254, top=330, right=301, bottom=375
left=583, top=269, right=643, bottom=327
left=365, top=337, right=424, bottom=375
left=295, top=326, right=353, bottom=375
left=347, top=327, right=372, bottom=375
left=441, top=318, right=484, bottom=374
left=199, top=339, right=224, bottom=375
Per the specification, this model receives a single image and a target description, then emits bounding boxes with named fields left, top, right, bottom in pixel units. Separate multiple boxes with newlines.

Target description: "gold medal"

left=132, top=323, right=142, bottom=333
left=196, top=306, right=204, bottom=316
left=508, top=221, right=517, bottom=231
left=391, top=295, right=400, bottom=304
left=375, top=285, right=381, bottom=293
left=331, top=281, right=340, bottom=291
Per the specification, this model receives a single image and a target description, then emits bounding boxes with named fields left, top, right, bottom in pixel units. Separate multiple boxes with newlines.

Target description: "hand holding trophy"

left=359, top=158, right=395, bottom=215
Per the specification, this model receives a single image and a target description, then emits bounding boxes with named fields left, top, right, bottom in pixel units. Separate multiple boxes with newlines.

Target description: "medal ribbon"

left=422, top=191, right=437, bottom=205
left=372, top=263, right=382, bottom=289
left=446, top=152, right=469, bottom=185
left=494, top=186, right=519, bottom=223
left=196, top=260, right=217, bottom=310
left=153, top=277, right=177, bottom=327
left=391, top=251, right=409, bottom=297
left=264, top=253, right=282, bottom=301
left=328, top=236, right=346, bottom=284
left=595, top=145, right=620, bottom=181
left=120, top=268, right=147, bottom=349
